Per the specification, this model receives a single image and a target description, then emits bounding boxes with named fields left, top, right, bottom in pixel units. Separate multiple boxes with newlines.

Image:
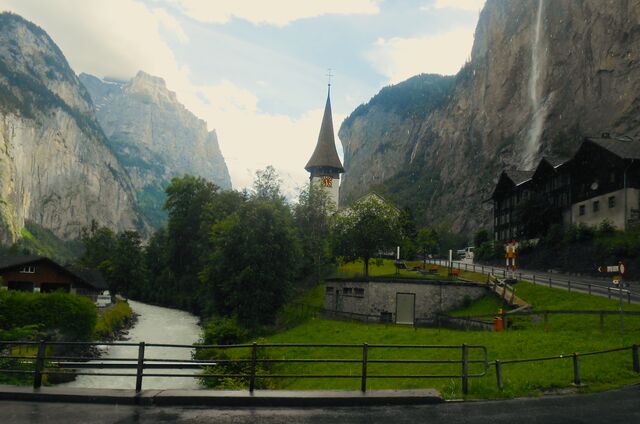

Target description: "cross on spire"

left=326, top=68, right=333, bottom=87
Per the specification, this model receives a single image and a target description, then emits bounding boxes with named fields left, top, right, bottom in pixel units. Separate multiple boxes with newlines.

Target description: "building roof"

left=504, top=170, right=534, bottom=186
left=586, top=135, right=640, bottom=160
left=305, top=87, right=345, bottom=173
left=0, top=255, right=107, bottom=291
left=541, top=155, right=569, bottom=168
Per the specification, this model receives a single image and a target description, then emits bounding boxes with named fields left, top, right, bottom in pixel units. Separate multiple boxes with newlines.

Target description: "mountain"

left=0, top=12, right=146, bottom=244
left=339, top=0, right=640, bottom=235
left=79, top=72, right=232, bottom=227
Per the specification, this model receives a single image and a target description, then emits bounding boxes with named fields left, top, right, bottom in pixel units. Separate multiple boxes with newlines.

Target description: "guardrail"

left=425, top=259, right=639, bottom=302
left=0, top=341, right=488, bottom=395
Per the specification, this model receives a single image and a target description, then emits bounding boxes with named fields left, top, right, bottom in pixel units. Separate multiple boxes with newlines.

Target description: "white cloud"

left=170, top=0, right=380, bottom=26
left=153, top=8, right=189, bottom=43
left=425, top=0, right=485, bottom=12
left=366, top=27, right=475, bottom=83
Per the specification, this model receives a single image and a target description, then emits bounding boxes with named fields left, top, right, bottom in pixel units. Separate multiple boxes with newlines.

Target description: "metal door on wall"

left=396, top=293, right=415, bottom=324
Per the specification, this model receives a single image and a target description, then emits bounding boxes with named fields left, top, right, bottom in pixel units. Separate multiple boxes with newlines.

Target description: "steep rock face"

left=79, top=72, right=232, bottom=226
left=340, top=0, right=640, bottom=234
left=0, top=13, right=144, bottom=244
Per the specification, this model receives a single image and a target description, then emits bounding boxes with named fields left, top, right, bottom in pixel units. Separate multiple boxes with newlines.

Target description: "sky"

left=0, top=0, right=484, bottom=196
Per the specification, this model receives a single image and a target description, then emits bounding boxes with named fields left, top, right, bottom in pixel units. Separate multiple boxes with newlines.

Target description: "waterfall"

left=523, top=0, right=546, bottom=169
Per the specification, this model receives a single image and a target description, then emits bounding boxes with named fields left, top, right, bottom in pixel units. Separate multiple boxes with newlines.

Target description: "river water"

left=61, top=300, right=203, bottom=390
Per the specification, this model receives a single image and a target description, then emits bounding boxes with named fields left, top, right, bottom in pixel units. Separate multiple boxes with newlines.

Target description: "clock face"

left=320, top=176, right=333, bottom=187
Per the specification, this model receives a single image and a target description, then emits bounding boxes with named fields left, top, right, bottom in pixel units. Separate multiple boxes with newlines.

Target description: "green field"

left=230, top=268, right=640, bottom=399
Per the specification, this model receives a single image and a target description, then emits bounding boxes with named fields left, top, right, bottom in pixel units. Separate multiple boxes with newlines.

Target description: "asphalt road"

left=2, top=384, right=639, bottom=424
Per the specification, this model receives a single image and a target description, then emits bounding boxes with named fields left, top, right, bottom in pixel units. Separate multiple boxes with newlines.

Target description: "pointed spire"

left=305, top=85, right=345, bottom=173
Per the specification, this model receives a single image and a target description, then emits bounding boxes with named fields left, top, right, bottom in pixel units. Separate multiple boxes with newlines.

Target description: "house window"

left=354, top=288, right=365, bottom=297
left=579, top=205, right=586, bottom=216
left=343, top=287, right=353, bottom=295
left=608, top=196, right=616, bottom=208
left=19, top=265, right=36, bottom=274
left=593, top=200, right=600, bottom=213
left=326, top=286, right=334, bottom=294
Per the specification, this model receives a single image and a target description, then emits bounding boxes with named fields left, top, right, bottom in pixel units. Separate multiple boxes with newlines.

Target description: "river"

left=61, top=300, right=203, bottom=390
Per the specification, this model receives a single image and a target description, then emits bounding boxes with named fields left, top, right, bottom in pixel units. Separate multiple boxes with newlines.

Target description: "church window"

left=593, top=200, right=600, bottom=212
left=579, top=204, right=586, bottom=216
left=608, top=196, right=616, bottom=208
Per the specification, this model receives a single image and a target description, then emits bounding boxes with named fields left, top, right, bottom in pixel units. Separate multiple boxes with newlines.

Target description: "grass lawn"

left=331, top=259, right=487, bottom=283
left=235, top=270, right=640, bottom=399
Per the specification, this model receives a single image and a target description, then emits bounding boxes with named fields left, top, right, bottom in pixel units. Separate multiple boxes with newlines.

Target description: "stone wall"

left=324, top=278, right=488, bottom=323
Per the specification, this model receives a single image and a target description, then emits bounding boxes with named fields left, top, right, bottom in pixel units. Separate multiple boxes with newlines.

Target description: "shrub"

left=202, top=317, right=249, bottom=346
left=0, top=290, right=96, bottom=341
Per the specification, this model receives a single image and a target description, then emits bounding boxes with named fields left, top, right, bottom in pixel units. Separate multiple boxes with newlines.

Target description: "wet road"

left=2, top=384, right=639, bottom=424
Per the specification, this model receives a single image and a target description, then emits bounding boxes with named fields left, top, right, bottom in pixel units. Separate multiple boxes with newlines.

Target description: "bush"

left=0, top=290, right=97, bottom=341
left=201, top=318, right=249, bottom=346
left=94, top=300, right=133, bottom=339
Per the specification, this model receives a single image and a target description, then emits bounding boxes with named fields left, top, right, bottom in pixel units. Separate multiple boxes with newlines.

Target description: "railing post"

left=572, top=353, right=581, bottom=386
left=628, top=292, right=631, bottom=304
left=608, top=287, right=611, bottom=300
left=495, top=360, right=503, bottom=391
left=533, top=275, right=536, bottom=285
left=633, top=345, right=639, bottom=373
left=249, top=342, right=258, bottom=392
left=502, top=311, right=507, bottom=331
left=568, top=280, right=571, bottom=293
left=588, top=284, right=592, bottom=295
left=33, top=340, right=46, bottom=389
left=135, top=342, right=145, bottom=393
left=461, top=344, right=469, bottom=395
left=361, top=343, right=368, bottom=392
left=549, top=278, right=552, bottom=288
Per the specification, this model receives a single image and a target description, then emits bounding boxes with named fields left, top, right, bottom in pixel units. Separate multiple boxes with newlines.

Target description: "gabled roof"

left=585, top=135, right=640, bottom=160
left=305, top=87, right=345, bottom=173
left=541, top=155, right=569, bottom=168
left=504, top=170, right=534, bottom=186
left=0, top=255, right=106, bottom=291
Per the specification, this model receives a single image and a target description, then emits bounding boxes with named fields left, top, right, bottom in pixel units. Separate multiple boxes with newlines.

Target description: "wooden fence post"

left=361, top=343, right=369, bottom=392
left=135, top=342, right=145, bottom=393
left=33, top=340, right=46, bottom=389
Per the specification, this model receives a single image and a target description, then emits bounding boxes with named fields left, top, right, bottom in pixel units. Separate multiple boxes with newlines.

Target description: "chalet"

left=491, top=134, right=640, bottom=240
left=0, top=255, right=108, bottom=302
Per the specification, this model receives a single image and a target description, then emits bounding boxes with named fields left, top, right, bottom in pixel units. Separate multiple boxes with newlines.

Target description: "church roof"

left=305, top=88, right=345, bottom=173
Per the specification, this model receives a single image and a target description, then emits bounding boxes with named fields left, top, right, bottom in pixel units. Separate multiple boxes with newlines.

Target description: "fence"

left=0, top=340, right=488, bottom=395
left=492, top=344, right=640, bottom=391
left=425, top=259, right=639, bottom=303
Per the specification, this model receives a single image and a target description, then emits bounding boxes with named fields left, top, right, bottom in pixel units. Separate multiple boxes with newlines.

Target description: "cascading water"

left=523, top=0, right=546, bottom=169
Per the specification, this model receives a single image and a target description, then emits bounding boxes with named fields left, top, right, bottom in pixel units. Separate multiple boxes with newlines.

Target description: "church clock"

left=321, top=176, right=333, bottom=187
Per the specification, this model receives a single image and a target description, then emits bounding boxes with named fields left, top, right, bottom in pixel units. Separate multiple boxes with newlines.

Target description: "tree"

left=293, top=182, right=335, bottom=283
left=474, top=229, right=489, bottom=248
left=332, top=196, right=401, bottom=277
left=416, top=227, right=439, bottom=268
left=200, top=198, right=302, bottom=327
left=253, top=165, right=284, bottom=200
left=110, top=230, right=146, bottom=297
left=164, top=175, right=220, bottom=277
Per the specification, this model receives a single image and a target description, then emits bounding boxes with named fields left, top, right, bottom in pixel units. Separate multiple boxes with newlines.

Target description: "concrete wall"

left=324, top=279, right=488, bottom=323
left=571, top=188, right=639, bottom=229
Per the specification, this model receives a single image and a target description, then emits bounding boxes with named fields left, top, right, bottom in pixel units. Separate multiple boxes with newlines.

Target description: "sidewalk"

left=0, top=385, right=443, bottom=406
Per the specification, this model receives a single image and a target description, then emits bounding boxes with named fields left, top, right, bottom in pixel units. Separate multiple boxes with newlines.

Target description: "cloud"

left=169, top=0, right=380, bottom=26
left=366, top=27, right=475, bottom=82
left=153, top=8, right=189, bottom=43
left=425, top=0, right=485, bottom=12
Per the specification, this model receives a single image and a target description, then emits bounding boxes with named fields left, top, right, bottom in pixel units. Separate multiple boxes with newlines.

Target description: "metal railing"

left=0, top=341, right=488, bottom=395
left=425, top=259, right=639, bottom=302
left=492, top=344, right=640, bottom=391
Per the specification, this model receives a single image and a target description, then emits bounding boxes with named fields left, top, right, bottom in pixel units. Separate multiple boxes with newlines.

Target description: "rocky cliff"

left=79, top=72, right=232, bottom=226
left=0, top=12, right=145, bottom=244
left=339, top=0, right=640, bottom=234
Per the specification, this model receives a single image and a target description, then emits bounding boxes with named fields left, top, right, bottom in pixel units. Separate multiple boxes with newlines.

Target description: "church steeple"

left=305, top=85, right=344, bottom=173
left=305, top=83, right=344, bottom=207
